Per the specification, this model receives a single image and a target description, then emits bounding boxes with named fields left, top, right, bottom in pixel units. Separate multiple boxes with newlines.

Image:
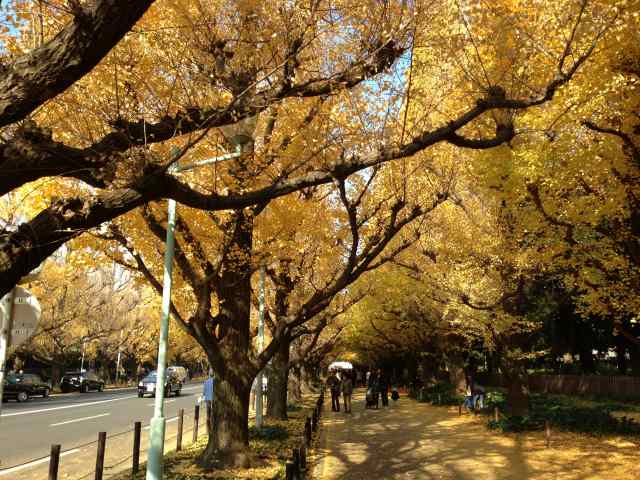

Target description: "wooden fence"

left=480, top=373, right=640, bottom=398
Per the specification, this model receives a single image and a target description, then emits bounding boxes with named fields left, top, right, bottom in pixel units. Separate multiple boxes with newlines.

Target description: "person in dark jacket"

left=378, top=369, right=389, bottom=407
left=327, top=371, right=341, bottom=412
left=366, top=370, right=379, bottom=408
left=341, top=371, right=354, bottom=413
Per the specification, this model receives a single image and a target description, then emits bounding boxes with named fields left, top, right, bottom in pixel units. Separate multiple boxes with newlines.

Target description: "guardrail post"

left=177, top=408, right=184, bottom=451
left=285, top=460, right=298, bottom=480
left=545, top=420, right=551, bottom=447
left=193, top=404, right=200, bottom=443
left=95, top=432, right=106, bottom=480
left=48, top=444, right=61, bottom=480
left=304, top=417, right=312, bottom=445
left=299, top=444, right=307, bottom=471
left=132, top=421, right=141, bottom=474
left=494, top=406, right=499, bottom=422
left=458, top=403, right=462, bottom=416
left=292, top=447, right=300, bottom=472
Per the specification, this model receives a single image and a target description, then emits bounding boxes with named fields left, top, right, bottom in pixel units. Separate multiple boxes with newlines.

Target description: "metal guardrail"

left=0, top=405, right=204, bottom=480
left=3, top=385, right=324, bottom=480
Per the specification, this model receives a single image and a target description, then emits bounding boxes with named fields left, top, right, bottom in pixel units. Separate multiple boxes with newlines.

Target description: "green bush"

left=488, top=415, right=540, bottom=432
left=416, top=382, right=464, bottom=406
left=485, top=392, right=640, bottom=436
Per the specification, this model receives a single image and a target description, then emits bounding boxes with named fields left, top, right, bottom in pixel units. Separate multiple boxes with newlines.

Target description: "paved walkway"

left=313, top=389, right=640, bottom=479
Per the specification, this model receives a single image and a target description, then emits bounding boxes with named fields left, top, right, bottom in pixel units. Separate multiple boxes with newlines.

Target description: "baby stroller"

left=365, top=387, right=379, bottom=409
left=391, top=387, right=400, bottom=401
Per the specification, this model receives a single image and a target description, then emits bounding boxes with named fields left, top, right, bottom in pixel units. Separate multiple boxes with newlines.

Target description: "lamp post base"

left=146, top=416, right=166, bottom=480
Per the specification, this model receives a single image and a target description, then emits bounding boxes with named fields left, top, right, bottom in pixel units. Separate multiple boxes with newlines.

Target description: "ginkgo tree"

left=96, top=121, right=452, bottom=466
left=0, top=0, right=624, bottom=470
left=0, top=0, right=609, bottom=300
left=463, top=0, right=640, bottom=387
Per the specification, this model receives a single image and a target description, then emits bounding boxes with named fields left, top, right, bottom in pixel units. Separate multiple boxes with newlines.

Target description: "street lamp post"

left=145, top=142, right=248, bottom=480
left=255, top=265, right=266, bottom=428
left=80, top=338, right=86, bottom=373
left=115, top=330, right=124, bottom=384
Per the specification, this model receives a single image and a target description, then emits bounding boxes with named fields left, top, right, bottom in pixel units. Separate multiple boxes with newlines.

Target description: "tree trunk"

left=198, top=371, right=252, bottom=469
left=578, top=344, right=596, bottom=374
left=630, top=344, right=640, bottom=376
left=503, top=364, right=530, bottom=416
left=267, top=340, right=290, bottom=420
left=295, top=364, right=314, bottom=395
left=419, top=356, right=437, bottom=386
left=444, top=354, right=466, bottom=394
left=198, top=209, right=256, bottom=469
left=615, top=337, right=628, bottom=375
left=288, top=366, right=303, bottom=403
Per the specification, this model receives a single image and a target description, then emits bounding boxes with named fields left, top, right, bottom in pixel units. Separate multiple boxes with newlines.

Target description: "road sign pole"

left=0, top=288, right=17, bottom=420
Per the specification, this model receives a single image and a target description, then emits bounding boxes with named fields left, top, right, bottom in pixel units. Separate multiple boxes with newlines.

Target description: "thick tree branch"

left=0, top=48, right=601, bottom=297
left=527, top=183, right=576, bottom=245
left=0, top=0, right=156, bottom=127
left=583, top=120, right=640, bottom=166
left=103, top=226, right=191, bottom=333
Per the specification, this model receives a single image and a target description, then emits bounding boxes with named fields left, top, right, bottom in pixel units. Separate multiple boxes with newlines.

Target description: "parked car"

left=2, top=373, right=51, bottom=402
left=167, top=366, right=189, bottom=383
left=60, top=370, right=105, bottom=393
left=138, top=370, right=182, bottom=398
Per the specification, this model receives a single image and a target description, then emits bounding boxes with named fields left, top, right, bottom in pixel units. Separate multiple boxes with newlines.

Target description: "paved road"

left=0, top=382, right=205, bottom=478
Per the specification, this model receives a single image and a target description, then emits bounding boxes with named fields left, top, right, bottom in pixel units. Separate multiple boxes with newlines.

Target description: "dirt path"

left=313, top=389, right=640, bottom=479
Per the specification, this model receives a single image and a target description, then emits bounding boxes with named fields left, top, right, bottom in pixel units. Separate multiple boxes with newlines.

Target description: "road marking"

left=0, top=449, right=79, bottom=476
left=1, top=383, right=203, bottom=417
left=1, top=395, right=137, bottom=417
left=143, top=415, right=179, bottom=430
left=146, top=399, right=176, bottom=406
left=50, top=412, right=110, bottom=427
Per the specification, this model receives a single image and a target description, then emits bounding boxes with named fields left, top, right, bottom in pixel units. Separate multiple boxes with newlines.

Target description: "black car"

left=60, top=370, right=105, bottom=393
left=2, top=373, right=51, bottom=402
left=138, top=371, right=182, bottom=398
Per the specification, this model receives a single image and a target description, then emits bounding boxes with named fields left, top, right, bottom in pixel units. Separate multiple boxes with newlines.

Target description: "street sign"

left=0, top=286, right=41, bottom=348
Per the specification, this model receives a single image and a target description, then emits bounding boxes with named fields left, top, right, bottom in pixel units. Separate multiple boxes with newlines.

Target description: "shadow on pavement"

left=313, top=389, right=640, bottom=480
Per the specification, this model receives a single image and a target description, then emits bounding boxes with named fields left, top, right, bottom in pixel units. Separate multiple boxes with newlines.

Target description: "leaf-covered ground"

left=111, top=397, right=317, bottom=480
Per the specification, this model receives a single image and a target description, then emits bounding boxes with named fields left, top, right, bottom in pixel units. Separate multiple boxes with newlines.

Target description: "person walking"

left=203, top=370, right=215, bottom=433
left=366, top=370, right=379, bottom=409
left=463, top=382, right=474, bottom=411
left=378, top=369, right=389, bottom=407
left=328, top=370, right=341, bottom=412
left=472, top=381, right=486, bottom=410
left=342, top=371, right=354, bottom=413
